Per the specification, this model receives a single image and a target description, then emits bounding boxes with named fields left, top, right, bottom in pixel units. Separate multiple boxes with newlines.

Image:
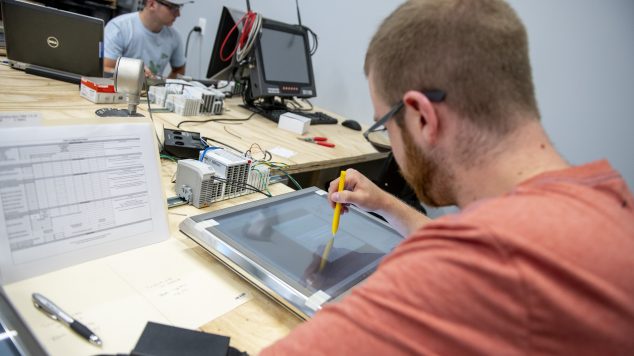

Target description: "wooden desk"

left=0, top=65, right=388, bottom=353
left=0, top=64, right=388, bottom=179
left=161, top=161, right=302, bottom=353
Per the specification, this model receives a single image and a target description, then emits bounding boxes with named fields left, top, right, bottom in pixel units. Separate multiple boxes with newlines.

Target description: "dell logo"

left=46, top=36, right=59, bottom=48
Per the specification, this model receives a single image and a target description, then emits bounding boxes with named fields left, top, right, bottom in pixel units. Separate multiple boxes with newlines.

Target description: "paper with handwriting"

left=4, top=238, right=251, bottom=355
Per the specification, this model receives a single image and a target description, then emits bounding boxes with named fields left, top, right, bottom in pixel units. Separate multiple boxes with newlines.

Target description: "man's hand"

left=144, top=65, right=155, bottom=78
left=327, top=168, right=432, bottom=237
left=327, top=168, right=390, bottom=215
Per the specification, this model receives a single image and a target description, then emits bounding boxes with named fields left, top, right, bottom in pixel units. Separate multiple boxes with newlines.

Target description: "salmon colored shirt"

left=261, top=160, right=634, bottom=355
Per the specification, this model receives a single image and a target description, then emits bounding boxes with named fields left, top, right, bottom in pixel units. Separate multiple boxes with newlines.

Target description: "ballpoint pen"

left=320, top=170, right=346, bottom=271
left=32, top=293, right=102, bottom=347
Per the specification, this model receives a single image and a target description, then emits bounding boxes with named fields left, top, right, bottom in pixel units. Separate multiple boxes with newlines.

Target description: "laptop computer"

left=0, top=0, right=103, bottom=83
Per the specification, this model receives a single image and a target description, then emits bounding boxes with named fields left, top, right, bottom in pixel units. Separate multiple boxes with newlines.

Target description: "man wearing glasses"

left=104, top=0, right=192, bottom=78
left=262, top=0, right=634, bottom=354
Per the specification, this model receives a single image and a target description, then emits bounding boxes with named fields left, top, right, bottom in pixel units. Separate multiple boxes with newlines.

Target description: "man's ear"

left=402, top=90, right=440, bottom=147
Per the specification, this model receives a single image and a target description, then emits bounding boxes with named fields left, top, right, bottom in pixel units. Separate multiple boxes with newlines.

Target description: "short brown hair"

left=365, top=0, right=540, bottom=134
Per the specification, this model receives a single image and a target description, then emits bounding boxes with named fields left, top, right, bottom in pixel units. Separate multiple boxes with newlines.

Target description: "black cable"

left=306, top=27, right=318, bottom=55
left=201, top=136, right=242, bottom=154
left=295, top=0, right=302, bottom=27
left=185, top=26, right=202, bottom=58
left=215, top=81, right=231, bottom=89
left=176, top=112, right=256, bottom=128
left=293, top=0, right=318, bottom=56
left=145, top=80, right=164, bottom=152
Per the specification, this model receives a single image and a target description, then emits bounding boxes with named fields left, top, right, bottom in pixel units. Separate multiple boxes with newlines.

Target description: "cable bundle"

left=220, top=11, right=263, bottom=63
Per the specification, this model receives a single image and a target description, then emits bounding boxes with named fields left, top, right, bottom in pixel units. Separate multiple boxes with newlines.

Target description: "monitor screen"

left=247, top=18, right=317, bottom=100
left=258, top=27, right=310, bottom=84
left=207, top=9, right=317, bottom=101
left=206, top=6, right=242, bottom=81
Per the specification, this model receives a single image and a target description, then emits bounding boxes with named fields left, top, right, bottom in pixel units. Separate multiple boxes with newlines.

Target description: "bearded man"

left=261, top=0, right=634, bottom=354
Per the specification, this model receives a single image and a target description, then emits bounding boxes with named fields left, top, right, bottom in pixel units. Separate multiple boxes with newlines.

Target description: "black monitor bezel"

left=247, top=17, right=317, bottom=100
left=254, top=20, right=314, bottom=87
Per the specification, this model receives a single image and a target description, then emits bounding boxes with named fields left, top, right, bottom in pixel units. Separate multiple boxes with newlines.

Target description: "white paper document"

left=4, top=238, right=251, bottom=355
left=0, top=123, right=169, bottom=284
left=0, top=122, right=251, bottom=354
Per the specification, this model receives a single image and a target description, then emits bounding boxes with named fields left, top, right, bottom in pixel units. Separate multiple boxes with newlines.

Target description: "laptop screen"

left=1, top=0, right=103, bottom=77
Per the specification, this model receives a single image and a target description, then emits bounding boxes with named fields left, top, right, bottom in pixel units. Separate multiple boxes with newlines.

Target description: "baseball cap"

left=155, top=0, right=194, bottom=9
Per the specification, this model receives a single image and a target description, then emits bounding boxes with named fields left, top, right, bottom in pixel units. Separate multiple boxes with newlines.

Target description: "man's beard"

left=399, top=127, right=455, bottom=207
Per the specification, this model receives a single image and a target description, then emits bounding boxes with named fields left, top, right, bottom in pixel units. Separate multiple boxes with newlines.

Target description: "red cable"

left=219, top=11, right=257, bottom=62
left=239, top=12, right=256, bottom=48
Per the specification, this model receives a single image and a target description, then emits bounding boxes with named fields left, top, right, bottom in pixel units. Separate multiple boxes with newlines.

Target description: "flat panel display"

left=259, top=27, right=310, bottom=84
left=180, top=188, right=403, bottom=318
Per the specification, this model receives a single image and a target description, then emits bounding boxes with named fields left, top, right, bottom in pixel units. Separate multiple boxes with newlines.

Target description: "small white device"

left=175, top=159, right=223, bottom=208
left=278, top=112, right=311, bottom=134
left=183, top=86, right=225, bottom=115
left=200, top=148, right=251, bottom=199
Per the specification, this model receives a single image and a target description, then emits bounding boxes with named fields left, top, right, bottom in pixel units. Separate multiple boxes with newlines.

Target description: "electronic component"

left=173, top=95, right=202, bottom=116
left=148, top=79, right=189, bottom=107
left=163, top=129, right=205, bottom=159
left=183, top=86, right=225, bottom=115
left=175, top=159, right=223, bottom=208
left=148, top=86, right=168, bottom=106
left=200, top=148, right=251, bottom=198
left=247, top=164, right=270, bottom=192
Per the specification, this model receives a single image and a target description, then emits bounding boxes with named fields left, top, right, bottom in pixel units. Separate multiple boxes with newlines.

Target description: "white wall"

left=175, top=0, right=634, bottom=189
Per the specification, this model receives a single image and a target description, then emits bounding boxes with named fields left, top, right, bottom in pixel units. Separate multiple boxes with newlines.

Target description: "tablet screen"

left=203, top=190, right=403, bottom=298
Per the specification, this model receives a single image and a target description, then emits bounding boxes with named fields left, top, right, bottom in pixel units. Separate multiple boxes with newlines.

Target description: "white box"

left=278, top=112, right=310, bottom=135
left=79, top=77, right=126, bottom=104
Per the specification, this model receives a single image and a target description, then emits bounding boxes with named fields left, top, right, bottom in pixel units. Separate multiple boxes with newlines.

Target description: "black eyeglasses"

left=363, top=90, right=446, bottom=141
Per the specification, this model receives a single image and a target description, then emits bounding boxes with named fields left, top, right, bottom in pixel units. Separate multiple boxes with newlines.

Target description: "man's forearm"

left=376, top=193, right=431, bottom=237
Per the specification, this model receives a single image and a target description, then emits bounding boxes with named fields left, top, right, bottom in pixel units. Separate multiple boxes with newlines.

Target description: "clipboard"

left=179, top=187, right=403, bottom=319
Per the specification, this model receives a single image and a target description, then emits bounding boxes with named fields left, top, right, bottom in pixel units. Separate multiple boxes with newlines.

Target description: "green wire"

left=160, top=154, right=179, bottom=162
left=252, top=161, right=301, bottom=190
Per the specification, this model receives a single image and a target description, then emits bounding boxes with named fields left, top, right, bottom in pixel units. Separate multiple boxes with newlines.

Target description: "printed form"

left=0, top=122, right=250, bottom=355
left=0, top=123, right=169, bottom=283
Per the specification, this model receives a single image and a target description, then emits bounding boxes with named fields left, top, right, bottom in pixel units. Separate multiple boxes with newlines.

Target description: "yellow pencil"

left=319, top=237, right=334, bottom=271
left=331, top=170, right=346, bottom=236
left=320, top=170, right=346, bottom=271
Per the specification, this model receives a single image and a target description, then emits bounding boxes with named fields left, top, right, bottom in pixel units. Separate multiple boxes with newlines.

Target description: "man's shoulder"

left=458, top=160, right=629, bottom=225
left=107, top=12, right=139, bottom=28
left=399, top=160, right=633, bottom=263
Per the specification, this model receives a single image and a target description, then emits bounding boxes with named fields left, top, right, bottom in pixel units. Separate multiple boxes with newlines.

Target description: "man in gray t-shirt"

left=104, top=0, right=187, bottom=78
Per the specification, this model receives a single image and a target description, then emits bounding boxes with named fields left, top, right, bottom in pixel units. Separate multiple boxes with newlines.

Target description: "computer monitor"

left=206, top=6, right=244, bottom=81
left=246, top=18, right=316, bottom=102
left=206, top=7, right=317, bottom=104
left=1, top=0, right=103, bottom=82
